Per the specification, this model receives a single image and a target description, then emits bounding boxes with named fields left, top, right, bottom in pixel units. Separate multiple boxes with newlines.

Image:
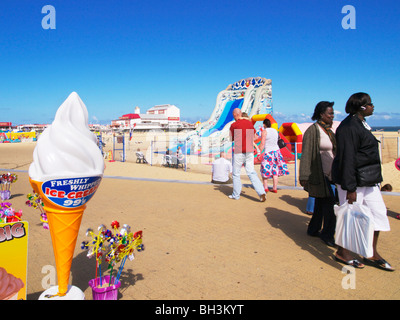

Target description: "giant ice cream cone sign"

left=29, top=92, right=104, bottom=298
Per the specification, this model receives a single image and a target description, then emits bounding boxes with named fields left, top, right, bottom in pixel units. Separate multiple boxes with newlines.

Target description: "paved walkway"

left=4, top=170, right=395, bottom=301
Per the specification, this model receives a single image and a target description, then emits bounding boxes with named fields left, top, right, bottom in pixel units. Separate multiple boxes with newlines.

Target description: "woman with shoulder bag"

left=299, top=101, right=337, bottom=247
left=332, top=92, right=394, bottom=271
left=258, top=118, right=289, bottom=193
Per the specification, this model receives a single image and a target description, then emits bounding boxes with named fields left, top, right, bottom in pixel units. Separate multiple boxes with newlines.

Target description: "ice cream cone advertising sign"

left=29, top=92, right=104, bottom=299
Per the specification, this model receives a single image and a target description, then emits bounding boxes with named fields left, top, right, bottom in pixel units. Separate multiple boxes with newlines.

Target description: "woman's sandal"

left=334, top=255, right=365, bottom=269
left=363, top=258, right=395, bottom=272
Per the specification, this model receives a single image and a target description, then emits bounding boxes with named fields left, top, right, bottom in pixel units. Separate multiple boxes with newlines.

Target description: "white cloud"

left=272, top=111, right=400, bottom=126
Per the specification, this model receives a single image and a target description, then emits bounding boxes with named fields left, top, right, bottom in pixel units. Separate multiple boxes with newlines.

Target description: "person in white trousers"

left=332, top=92, right=394, bottom=271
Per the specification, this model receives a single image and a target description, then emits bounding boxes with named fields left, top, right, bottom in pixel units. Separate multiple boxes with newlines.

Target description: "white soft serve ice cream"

left=29, top=92, right=104, bottom=182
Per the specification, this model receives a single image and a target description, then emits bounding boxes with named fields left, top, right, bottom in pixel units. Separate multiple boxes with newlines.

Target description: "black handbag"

left=278, top=138, right=286, bottom=149
left=356, top=163, right=382, bottom=187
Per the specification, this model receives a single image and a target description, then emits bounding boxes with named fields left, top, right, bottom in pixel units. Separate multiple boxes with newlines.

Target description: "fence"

left=100, top=131, right=400, bottom=187
left=374, top=135, right=400, bottom=163
left=148, top=138, right=303, bottom=186
left=149, top=139, right=189, bottom=171
left=113, top=134, right=126, bottom=162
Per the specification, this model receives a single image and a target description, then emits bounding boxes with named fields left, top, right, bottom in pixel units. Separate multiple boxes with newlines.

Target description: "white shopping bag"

left=334, top=201, right=374, bottom=258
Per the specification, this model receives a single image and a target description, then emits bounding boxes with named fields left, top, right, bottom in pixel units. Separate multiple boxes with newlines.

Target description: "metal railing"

left=141, top=134, right=400, bottom=188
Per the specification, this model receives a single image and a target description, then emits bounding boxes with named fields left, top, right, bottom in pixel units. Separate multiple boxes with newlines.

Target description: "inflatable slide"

left=184, top=77, right=273, bottom=155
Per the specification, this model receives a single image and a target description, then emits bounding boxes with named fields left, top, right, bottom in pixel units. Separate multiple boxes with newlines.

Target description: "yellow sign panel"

left=0, top=221, right=29, bottom=300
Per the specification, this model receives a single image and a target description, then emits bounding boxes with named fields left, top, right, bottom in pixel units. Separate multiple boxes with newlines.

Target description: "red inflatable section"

left=279, top=123, right=303, bottom=153
left=251, top=114, right=303, bottom=163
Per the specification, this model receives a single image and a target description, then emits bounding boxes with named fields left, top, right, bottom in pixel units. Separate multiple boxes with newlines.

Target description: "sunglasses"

left=362, top=103, right=374, bottom=108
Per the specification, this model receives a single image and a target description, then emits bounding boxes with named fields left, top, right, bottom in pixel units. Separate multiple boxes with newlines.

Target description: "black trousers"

left=307, top=198, right=336, bottom=242
left=307, top=184, right=337, bottom=242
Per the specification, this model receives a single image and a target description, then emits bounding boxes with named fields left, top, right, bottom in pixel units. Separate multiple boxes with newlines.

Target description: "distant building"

left=0, top=122, right=12, bottom=130
left=16, top=123, right=49, bottom=132
left=111, top=113, right=141, bottom=129
left=111, top=104, right=193, bottom=131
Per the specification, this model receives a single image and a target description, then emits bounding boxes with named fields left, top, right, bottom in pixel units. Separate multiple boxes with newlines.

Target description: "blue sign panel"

left=41, top=176, right=102, bottom=208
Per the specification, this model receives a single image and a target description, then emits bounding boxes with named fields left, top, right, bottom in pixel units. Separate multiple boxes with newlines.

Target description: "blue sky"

left=1, top=0, right=399, bottom=126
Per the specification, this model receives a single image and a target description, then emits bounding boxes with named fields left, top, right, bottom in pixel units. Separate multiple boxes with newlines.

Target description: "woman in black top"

left=332, top=92, right=394, bottom=271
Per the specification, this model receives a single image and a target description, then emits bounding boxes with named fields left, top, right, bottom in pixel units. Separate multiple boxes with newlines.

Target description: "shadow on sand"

left=264, top=194, right=345, bottom=270
left=213, top=183, right=264, bottom=202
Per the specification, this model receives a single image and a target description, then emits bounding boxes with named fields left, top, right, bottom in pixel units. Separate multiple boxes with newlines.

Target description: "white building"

left=139, top=104, right=180, bottom=129
left=112, top=104, right=189, bottom=131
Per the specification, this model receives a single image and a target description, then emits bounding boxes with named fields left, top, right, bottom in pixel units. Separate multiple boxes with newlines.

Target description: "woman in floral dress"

left=258, top=118, right=289, bottom=193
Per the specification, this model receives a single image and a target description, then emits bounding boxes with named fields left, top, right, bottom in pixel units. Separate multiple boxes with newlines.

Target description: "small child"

left=381, top=184, right=392, bottom=192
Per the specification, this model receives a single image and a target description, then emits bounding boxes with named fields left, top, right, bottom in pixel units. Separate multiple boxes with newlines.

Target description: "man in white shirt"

left=211, top=152, right=233, bottom=184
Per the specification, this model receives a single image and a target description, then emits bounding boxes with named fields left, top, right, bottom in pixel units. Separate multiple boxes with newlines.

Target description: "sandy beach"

left=1, top=137, right=400, bottom=300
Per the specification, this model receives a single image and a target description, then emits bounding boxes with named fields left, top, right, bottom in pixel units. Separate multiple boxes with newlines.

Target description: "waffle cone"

left=30, top=178, right=85, bottom=296
left=46, top=210, right=83, bottom=295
